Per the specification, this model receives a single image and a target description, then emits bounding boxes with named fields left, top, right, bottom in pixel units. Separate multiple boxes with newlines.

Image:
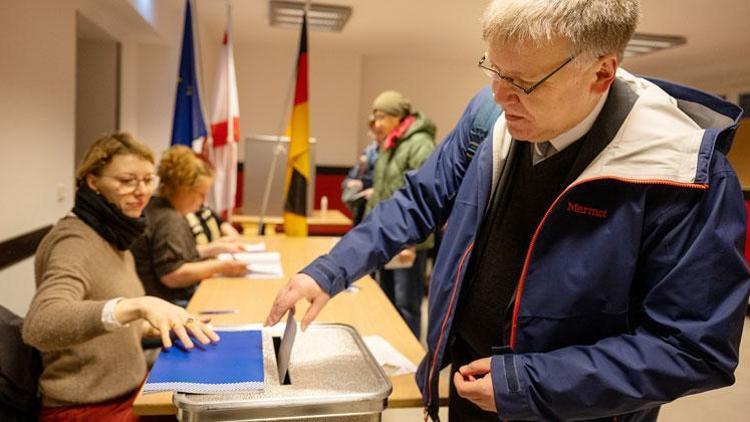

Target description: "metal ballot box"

left=173, top=324, right=393, bottom=421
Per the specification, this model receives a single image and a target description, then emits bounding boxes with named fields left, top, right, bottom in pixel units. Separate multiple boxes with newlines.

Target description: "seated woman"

left=186, top=204, right=241, bottom=247
left=22, top=133, right=218, bottom=421
left=131, top=146, right=246, bottom=306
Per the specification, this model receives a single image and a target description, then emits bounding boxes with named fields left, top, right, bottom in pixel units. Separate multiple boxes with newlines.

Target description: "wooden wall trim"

left=0, top=226, right=52, bottom=271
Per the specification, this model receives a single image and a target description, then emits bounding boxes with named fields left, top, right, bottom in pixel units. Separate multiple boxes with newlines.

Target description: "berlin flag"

left=207, top=13, right=240, bottom=218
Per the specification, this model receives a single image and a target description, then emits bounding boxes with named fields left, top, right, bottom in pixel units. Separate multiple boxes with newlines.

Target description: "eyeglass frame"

left=478, top=54, right=576, bottom=95
left=99, top=174, right=159, bottom=194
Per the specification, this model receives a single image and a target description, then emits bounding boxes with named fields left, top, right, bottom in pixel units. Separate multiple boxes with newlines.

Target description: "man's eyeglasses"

left=478, top=54, right=576, bottom=95
left=100, top=174, right=159, bottom=194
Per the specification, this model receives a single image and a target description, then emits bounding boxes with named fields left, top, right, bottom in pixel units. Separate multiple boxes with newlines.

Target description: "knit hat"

left=372, top=90, right=412, bottom=118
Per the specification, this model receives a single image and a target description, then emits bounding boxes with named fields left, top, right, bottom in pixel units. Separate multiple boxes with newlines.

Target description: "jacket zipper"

left=426, top=242, right=474, bottom=417
left=426, top=176, right=706, bottom=420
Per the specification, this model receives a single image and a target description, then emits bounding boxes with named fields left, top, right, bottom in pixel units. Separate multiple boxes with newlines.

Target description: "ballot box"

left=173, top=324, right=392, bottom=421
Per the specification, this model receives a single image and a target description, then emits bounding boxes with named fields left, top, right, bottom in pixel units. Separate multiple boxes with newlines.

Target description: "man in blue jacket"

left=266, top=0, right=750, bottom=420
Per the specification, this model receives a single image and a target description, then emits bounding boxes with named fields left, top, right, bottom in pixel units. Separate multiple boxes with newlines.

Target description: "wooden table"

left=133, top=235, right=448, bottom=416
left=232, top=210, right=352, bottom=236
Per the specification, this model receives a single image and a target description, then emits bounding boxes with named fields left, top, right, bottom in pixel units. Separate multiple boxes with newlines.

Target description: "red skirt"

left=39, top=388, right=141, bottom=422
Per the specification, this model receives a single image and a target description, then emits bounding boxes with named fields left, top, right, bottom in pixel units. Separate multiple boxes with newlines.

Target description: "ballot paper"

left=218, top=252, right=284, bottom=279
left=277, top=310, right=297, bottom=384
left=363, top=335, right=418, bottom=376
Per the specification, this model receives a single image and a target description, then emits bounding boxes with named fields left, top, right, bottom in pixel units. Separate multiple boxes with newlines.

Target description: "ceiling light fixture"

left=270, top=1, right=352, bottom=32
left=625, top=33, right=686, bottom=57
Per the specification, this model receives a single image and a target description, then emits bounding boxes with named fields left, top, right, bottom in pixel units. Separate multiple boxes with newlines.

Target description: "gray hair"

left=481, top=0, right=640, bottom=61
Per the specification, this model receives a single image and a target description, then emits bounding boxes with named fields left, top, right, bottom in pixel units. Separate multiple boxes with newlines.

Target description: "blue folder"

left=143, top=330, right=264, bottom=394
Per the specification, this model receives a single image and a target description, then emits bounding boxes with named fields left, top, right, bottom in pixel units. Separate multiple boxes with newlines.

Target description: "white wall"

left=0, top=0, right=77, bottom=315
left=0, top=0, right=157, bottom=316
left=136, top=43, right=180, bottom=155
left=232, top=43, right=362, bottom=166
left=359, top=55, right=488, bottom=151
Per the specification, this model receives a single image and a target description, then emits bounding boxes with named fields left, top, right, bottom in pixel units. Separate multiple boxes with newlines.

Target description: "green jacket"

left=366, top=112, right=436, bottom=249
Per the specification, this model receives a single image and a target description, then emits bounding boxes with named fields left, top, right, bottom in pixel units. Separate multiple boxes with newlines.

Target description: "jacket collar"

left=489, top=69, right=741, bottom=187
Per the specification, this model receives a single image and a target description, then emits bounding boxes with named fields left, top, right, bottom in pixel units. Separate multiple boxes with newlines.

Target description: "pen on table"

left=198, top=309, right=240, bottom=315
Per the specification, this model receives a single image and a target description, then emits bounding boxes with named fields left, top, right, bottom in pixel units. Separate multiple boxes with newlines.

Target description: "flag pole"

left=189, top=0, right=212, bottom=154
left=257, top=3, right=309, bottom=235
left=257, top=74, right=295, bottom=235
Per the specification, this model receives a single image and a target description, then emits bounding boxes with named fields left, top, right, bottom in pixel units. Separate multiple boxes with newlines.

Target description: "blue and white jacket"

left=301, top=69, right=750, bottom=421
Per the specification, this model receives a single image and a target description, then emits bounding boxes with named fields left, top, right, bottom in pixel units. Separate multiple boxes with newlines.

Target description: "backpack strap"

left=466, top=86, right=502, bottom=160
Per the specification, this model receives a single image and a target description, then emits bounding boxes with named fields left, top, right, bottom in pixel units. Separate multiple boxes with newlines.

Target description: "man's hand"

left=265, top=273, right=330, bottom=330
left=345, top=179, right=364, bottom=190
left=454, top=357, right=497, bottom=413
left=397, top=247, right=416, bottom=264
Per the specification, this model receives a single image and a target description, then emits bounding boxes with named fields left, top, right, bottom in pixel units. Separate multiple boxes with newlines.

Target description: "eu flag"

left=171, top=0, right=207, bottom=150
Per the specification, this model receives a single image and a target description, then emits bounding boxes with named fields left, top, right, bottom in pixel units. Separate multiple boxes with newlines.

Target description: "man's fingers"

left=459, top=357, right=492, bottom=376
left=453, top=371, right=474, bottom=399
left=265, top=285, right=297, bottom=326
left=301, top=295, right=329, bottom=331
left=454, top=371, right=484, bottom=398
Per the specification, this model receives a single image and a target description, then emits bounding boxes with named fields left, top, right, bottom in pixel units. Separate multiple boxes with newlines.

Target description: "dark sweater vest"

left=452, top=139, right=586, bottom=357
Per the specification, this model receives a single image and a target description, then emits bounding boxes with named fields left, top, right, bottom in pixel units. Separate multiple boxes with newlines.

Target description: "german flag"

left=283, top=12, right=310, bottom=236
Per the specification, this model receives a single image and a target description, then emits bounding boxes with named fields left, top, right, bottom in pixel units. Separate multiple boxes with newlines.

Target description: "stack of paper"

left=218, top=252, right=284, bottom=279
left=143, top=329, right=264, bottom=394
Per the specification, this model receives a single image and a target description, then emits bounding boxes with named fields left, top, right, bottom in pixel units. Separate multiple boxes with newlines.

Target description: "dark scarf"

left=72, top=184, right=147, bottom=250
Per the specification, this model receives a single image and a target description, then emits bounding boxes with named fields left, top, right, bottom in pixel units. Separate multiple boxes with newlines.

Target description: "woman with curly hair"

left=131, top=145, right=246, bottom=306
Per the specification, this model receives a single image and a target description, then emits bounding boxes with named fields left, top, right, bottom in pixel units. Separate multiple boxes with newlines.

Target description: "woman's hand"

left=116, top=296, right=220, bottom=349
left=220, top=221, right=241, bottom=240
left=198, top=239, right=244, bottom=258
left=220, top=260, right=249, bottom=277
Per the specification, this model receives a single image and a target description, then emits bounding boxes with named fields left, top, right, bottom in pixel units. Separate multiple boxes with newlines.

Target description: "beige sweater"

left=22, top=217, right=147, bottom=406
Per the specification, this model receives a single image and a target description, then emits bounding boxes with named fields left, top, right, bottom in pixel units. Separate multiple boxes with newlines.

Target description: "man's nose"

left=492, top=80, right=520, bottom=107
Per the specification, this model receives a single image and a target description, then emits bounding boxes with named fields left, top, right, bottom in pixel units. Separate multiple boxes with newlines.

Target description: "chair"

left=0, top=305, right=42, bottom=421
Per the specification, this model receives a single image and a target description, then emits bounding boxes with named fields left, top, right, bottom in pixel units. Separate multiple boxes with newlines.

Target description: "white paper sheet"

left=242, top=242, right=266, bottom=253
left=218, top=252, right=284, bottom=279
left=363, top=335, right=418, bottom=376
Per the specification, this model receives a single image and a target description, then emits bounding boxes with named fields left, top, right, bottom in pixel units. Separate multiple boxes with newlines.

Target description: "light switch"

left=56, top=183, right=66, bottom=202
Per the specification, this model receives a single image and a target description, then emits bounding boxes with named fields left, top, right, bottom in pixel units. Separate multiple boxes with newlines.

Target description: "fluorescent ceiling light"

left=270, top=1, right=352, bottom=32
left=625, top=33, right=686, bottom=57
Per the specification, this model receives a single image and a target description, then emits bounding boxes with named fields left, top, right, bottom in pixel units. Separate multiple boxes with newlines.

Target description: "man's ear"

left=592, top=54, right=618, bottom=94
